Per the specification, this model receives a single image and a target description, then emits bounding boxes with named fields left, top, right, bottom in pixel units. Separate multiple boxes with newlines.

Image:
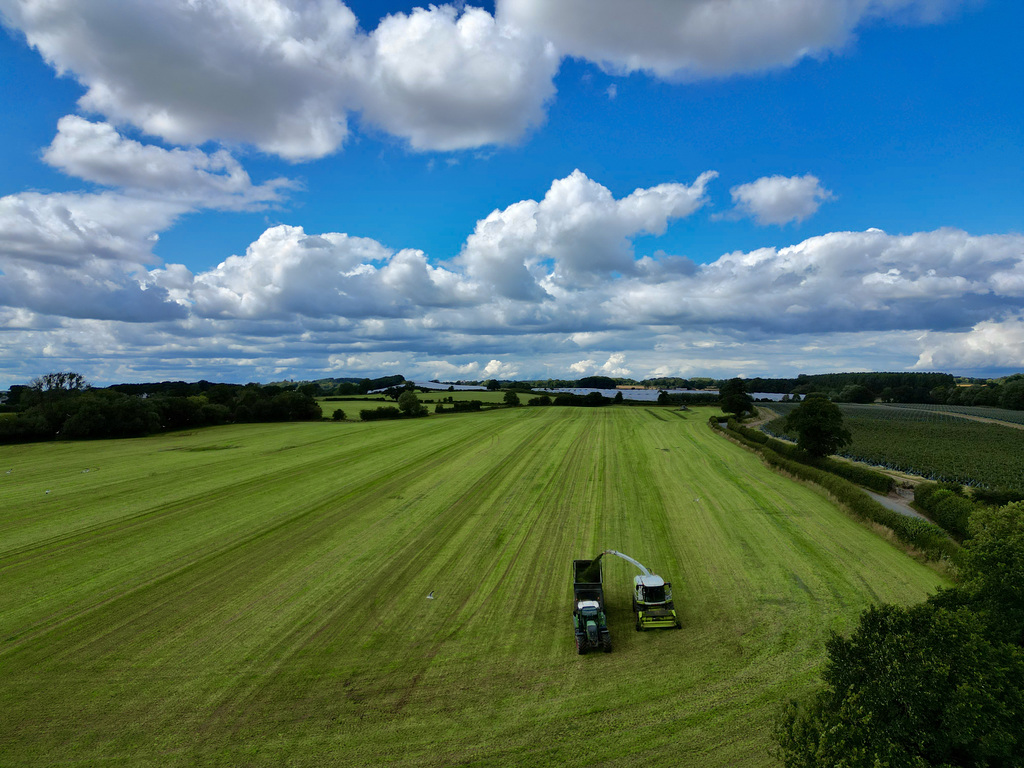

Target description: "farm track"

left=0, top=409, right=946, bottom=767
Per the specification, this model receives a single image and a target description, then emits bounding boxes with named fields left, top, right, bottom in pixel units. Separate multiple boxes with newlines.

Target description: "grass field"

left=0, top=407, right=947, bottom=766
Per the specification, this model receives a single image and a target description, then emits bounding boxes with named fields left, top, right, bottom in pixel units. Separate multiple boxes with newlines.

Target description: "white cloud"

left=914, top=316, right=1024, bottom=372
left=0, top=0, right=361, bottom=161
left=44, top=116, right=292, bottom=210
left=498, top=0, right=971, bottom=79
left=355, top=5, right=558, bottom=151
left=0, top=1, right=559, bottom=160
left=728, top=174, right=835, bottom=225
left=2, top=163, right=1021, bottom=381
left=611, top=228, right=1024, bottom=334
left=457, top=169, right=717, bottom=297
left=177, top=224, right=476, bottom=320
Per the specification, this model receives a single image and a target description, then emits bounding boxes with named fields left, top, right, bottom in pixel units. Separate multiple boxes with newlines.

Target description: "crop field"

left=764, top=403, right=1024, bottom=491
left=882, top=402, right=1024, bottom=426
left=1, top=407, right=945, bottom=766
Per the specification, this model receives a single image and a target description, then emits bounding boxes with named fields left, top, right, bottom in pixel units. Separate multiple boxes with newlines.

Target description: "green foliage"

left=397, top=390, right=427, bottom=417
left=836, top=384, right=875, bottom=403
left=784, top=398, right=852, bottom=458
left=359, top=406, right=402, bottom=421
left=775, top=602, right=1024, bottom=767
left=775, top=501, right=1024, bottom=767
left=331, top=409, right=346, bottom=421
left=719, top=377, right=754, bottom=417
left=503, top=390, right=521, bottom=407
left=577, top=375, right=617, bottom=389
left=960, top=502, right=1024, bottom=644
left=768, top=403, right=1024, bottom=491
left=527, top=395, right=551, bottom=406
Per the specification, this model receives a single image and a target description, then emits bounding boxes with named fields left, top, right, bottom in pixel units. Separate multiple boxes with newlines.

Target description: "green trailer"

left=572, top=559, right=612, bottom=654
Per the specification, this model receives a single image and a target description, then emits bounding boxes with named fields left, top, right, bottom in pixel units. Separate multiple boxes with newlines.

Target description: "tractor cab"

left=576, top=599, right=602, bottom=615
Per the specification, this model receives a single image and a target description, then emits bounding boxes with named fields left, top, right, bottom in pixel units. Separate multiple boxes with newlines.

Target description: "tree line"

left=0, top=373, right=322, bottom=443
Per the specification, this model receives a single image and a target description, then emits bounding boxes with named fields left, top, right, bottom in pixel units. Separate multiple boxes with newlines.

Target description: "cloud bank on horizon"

left=0, top=0, right=1020, bottom=384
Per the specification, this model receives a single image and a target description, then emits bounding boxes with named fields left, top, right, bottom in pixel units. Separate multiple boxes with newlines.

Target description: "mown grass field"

left=0, top=407, right=946, bottom=766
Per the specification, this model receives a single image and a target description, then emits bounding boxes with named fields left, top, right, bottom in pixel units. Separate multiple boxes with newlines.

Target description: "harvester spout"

left=603, top=550, right=652, bottom=576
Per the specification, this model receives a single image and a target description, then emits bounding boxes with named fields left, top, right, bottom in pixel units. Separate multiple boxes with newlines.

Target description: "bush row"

left=728, top=420, right=894, bottom=494
left=912, top=482, right=989, bottom=540
left=716, top=420, right=959, bottom=562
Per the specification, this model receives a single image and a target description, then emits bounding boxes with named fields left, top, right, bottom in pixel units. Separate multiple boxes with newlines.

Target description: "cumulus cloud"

left=914, top=316, right=1024, bottom=372
left=44, top=116, right=292, bottom=209
left=355, top=5, right=558, bottom=150
left=728, top=174, right=835, bottom=225
left=3, top=164, right=1022, bottom=379
left=570, top=353, right=631, bottom=377
left=610, top=227, right=1024, bottom=334
left=458, top=169, right=717, bottom=297
left=0, top=1, right=559, bottom=159
left=0, top=0, right=361, bottom=160
left=498, top=0, right=971, bottom=79
left=173, top=224, right=477, bottom=320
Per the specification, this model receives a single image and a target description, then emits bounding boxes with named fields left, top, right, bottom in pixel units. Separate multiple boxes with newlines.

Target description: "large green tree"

left=784, top=396, right=852, bottom=458
left=719, top=377, right=754, bottom=417
left=775, top=503, right=1024, bottom=767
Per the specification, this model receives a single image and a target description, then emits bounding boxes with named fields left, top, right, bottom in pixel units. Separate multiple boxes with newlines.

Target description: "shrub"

left=332, top=409, right=346, bottom=421
left=359, top=406, right=402, bottom=421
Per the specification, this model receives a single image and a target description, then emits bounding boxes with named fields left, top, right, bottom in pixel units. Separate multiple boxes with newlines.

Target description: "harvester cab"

left=603, top=550, right=682, bottom=631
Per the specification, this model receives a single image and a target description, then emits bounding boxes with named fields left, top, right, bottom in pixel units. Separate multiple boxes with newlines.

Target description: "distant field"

left=0, top=408, right=945, bottom=766
left=883, top=402, right=1024, bottom=426
left=764, top=403, right=1024, bottom=490
left=319, top=389, right=539, bottom=415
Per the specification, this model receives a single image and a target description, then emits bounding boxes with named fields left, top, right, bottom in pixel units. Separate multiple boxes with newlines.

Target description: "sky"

left=0, top=0, right=1022, bottom=387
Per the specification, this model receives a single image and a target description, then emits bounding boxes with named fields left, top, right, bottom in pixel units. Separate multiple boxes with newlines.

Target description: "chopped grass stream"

left=0, top=407, right=947, bottom=766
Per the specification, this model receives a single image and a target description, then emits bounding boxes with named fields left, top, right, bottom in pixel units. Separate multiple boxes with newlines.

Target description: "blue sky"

left=0, top=0, right=1021, bottom=386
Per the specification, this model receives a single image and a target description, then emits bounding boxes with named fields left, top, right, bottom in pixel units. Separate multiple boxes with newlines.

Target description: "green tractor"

left=572, top=559, right=613, bottom=654
left=603, top=550, right=681, bottom=631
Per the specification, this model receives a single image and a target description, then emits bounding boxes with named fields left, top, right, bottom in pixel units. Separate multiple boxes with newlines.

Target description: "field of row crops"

left=1, top=407, right=946, bottom=766
left=764, top=403, right=1024, bottom=491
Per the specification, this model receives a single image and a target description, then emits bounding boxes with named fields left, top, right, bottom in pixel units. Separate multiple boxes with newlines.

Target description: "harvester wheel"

left=635, top=618, right=641, bottom=632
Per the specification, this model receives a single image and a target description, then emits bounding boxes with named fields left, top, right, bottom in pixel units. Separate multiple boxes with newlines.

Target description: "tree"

left=775, top=602, right=1024, bottom=767
left=503, top=390, right=521, bottom=407
left=485, top=379, right=501, bottom=391
left=775, top=502, right=1024, bottom=767
left=30, top=371, right=89, bottom=394
left=784, top=397, right=852, bottom=458
left=613, top=391, right=624, bottom=403
left=719, top=377, right=753, bottom=417
left=397, top=390, right=426, bottom=417
left=837, top=384, right=874, bottom=403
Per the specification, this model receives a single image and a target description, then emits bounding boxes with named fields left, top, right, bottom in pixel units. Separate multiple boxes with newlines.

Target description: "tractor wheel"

left=576, top=638, right=586, bottom=655
left=603, top=642, right=612, bottom=653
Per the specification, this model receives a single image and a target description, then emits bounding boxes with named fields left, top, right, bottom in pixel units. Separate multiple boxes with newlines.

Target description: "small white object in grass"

left=45, top=490, right=51, bottom=494
left=427, top=591, right=435, bottom=600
